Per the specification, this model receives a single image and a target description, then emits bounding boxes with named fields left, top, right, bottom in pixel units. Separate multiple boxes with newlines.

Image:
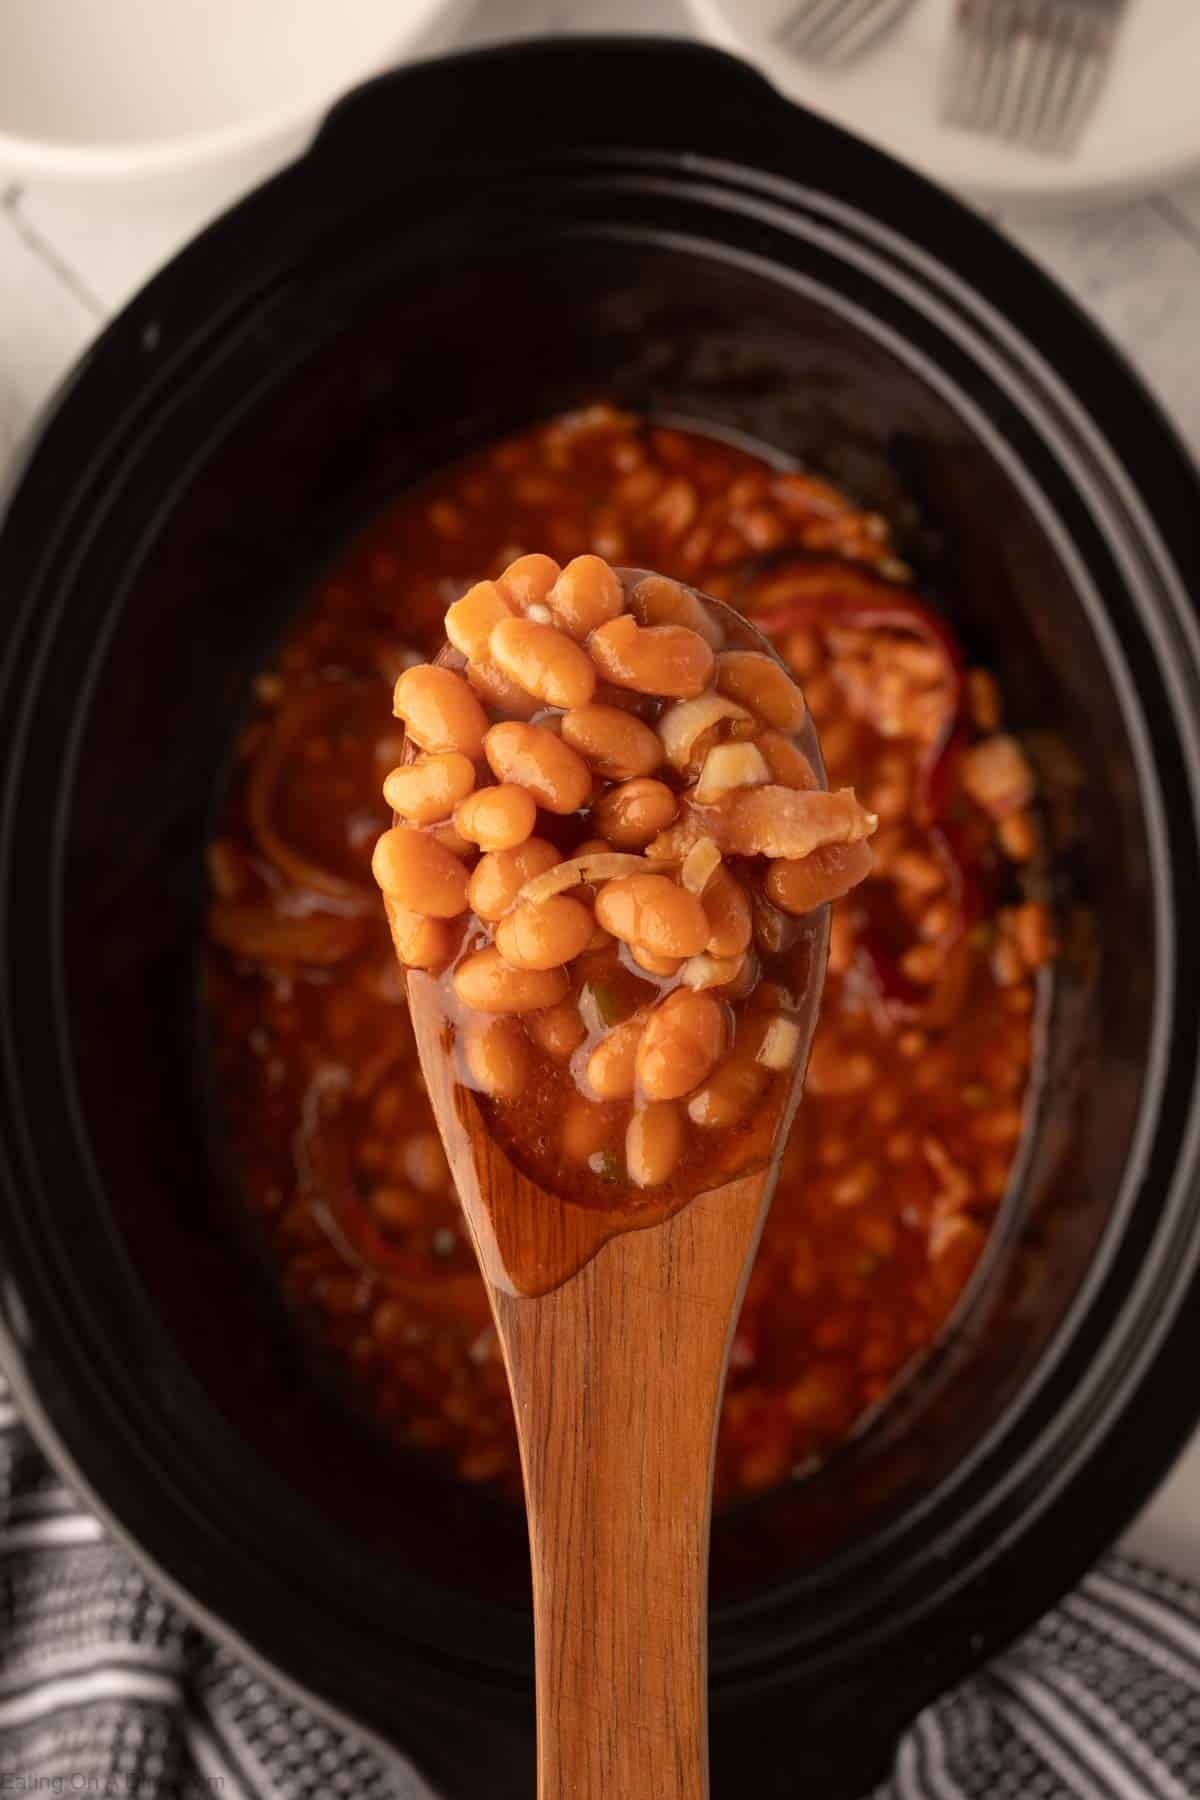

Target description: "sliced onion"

left=658, top=692, right=750, bottom=769
left=756, top=1016, right=802, bottom=1070
left=680, top=837, right=722, bottom=895
left=209, top=899, right=366, bottom=966
left=680, top=952, right=744, bottom=990
left=247, top=684, right=375, bottom=908
left=518, top=851, right=669, bottom=907
left=694, top=741, right=771, bottom=806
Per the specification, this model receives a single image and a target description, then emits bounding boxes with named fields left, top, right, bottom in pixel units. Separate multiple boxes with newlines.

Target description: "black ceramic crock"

left=2, top=35, right=1200, bottom=1800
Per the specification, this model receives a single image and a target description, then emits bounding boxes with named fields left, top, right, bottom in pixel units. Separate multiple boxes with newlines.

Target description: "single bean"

left=738, top=508, right=788, bottom=554
left=804, top=1037, right=875, bottom=1097
left=870, top=1088, right=903, bottom=1127
left=382, top=752, right=476, bottom=825
left=891, top=848, right=947, bottom=896
left=890, top=640, right=947, bottom=681
left=453, top=947, right=569, bottom=1013
left=384, top=901, right=454, bottom=970
left=372, top=827, right=469, bottom=917
left=459, top=1446, right=511, bottom=1483
left=631, top=945, right=684, bottom=977
left=766, top=840, right=875, bottom=915
left=781, top=625, right=821, bottom=679
left=1012, top=900, right=1054, bottom=967
left=592, top=778, right=677, bottom=850
left=629, top=573, right=724, bottom=648
left=970, top=1106, right=1024, bottom=1147
left=525, top=1000, right=586, bottom=1060
left=588, top=614, right=714, bottom=699
left=428, top=819, right=479, bottom=860
left=636, top=988, right=726, bottom=1101
left=393, top=665, right=488, bottom=758
left=465, top=654, right=541, bottom=721
left=900, top=944, right=942, bottom=986
left=498, top=552, right=560, bottom=612
left=917, top=897, right=955, bottom=943
left=961, top=734, right=1034, bottom=819
left=463, top=1015, right=531, bottom=1100
left=998, top=810, right=1037, bottom=863
left=626, top=1101, right=685, bottom=1188
left=828, top=908, right=856, bottom=977
left=967, top=667, right=1002, bottom=732
left=562, top=1093, right=623, bottom=1164
left=454, top=784, right=537, bottom=852
left=495, top=895, right=594, bottom=970
left=687, top=1012, right=771, bottom=1128
left=785, top=1364, right=853, bottom=1428
left=484, top=721, right=591, bottom=814
left=546, top=554, right=625, bottom=640
left=716, top=651, right=807, bottom=731
left=756, top=730, right=817, bottom=791
left=752, top=906, right=799, bottom=981
left=403, top=1131, right=450, bottom=1193
left=703, top=866, right=753, bottom=957
left=649, top=478, right=699, bottom=542
left=586, top=1015, right=645, bottom=1099
left=489, top=616, right=598, bottom=709
left=444, top=579, right=514, bottom=660
left=560, top=704, right=663, bottom=780
left=370, top=1186, right=427, bottom=1229
left=468, top=838, right=561, bottom=921
left=830, top=1163, right=877, bottom=1208
left=595, top=873, right=710, bottom=958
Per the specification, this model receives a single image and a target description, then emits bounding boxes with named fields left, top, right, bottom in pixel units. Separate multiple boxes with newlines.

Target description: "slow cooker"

left=1, top=37, right=1199, bottom=1799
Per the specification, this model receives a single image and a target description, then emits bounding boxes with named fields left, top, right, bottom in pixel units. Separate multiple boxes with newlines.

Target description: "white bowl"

left=0, top=0, right=468, bottom=187
left=684, top=0, right=1200, bottom=210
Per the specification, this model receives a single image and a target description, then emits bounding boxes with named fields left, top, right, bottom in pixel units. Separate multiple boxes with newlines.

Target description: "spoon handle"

left=490, top=1174, right=766, bottom=1800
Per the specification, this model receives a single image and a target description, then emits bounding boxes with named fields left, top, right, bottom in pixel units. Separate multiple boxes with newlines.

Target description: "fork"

left=775, top=0, right=918, bottom=66
left=941, top=0, right=1130, bottom=155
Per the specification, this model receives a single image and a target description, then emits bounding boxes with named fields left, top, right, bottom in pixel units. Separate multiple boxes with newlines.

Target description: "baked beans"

left=377, top=553, right=876, bottom=1206
left=207, top=407, right=1052, bottom=1505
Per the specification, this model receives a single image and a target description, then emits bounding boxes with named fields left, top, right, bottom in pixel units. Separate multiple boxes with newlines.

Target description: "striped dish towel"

left=0, top=1386, right=1197, bottom=1798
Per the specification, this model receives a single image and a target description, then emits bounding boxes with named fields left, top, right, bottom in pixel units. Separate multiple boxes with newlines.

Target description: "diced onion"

left=518, top=852, right=668, bottom=907
left=680, top=837, right=722, bottom=895
left=694, top=741, right=771, bottom=806
left=681, top=952, right=744, bottom=990
left=755, top=1016, right=802, bottom=1070
left=658, top=693, right=750, bottom=769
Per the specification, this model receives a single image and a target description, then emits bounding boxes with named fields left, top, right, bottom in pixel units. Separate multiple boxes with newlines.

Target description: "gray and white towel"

left=0, top=1383, right=1195, bottom=1799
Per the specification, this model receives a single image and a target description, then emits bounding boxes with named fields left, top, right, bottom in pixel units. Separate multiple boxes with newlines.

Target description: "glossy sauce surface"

left=206, top=408, right=1053, bottom=1502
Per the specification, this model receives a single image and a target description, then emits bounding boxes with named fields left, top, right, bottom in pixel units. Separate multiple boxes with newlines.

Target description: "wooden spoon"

left=403, top=593, right=830, bottom=1800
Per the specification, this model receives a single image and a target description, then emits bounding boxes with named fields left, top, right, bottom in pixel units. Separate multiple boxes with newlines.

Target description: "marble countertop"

left=2, top=0, right=1197, bottom=1576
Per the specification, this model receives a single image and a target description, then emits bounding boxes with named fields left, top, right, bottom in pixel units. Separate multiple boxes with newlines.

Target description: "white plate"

left=684, top=0, right=1200, bottom=210
left=0, top=0, right=469, bottom=187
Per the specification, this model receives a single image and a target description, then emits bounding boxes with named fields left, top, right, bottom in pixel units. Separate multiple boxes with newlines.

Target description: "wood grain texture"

left=495, top=1179, right=766, bottom=1800
left=407, top=969, right=776, bottom=1799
